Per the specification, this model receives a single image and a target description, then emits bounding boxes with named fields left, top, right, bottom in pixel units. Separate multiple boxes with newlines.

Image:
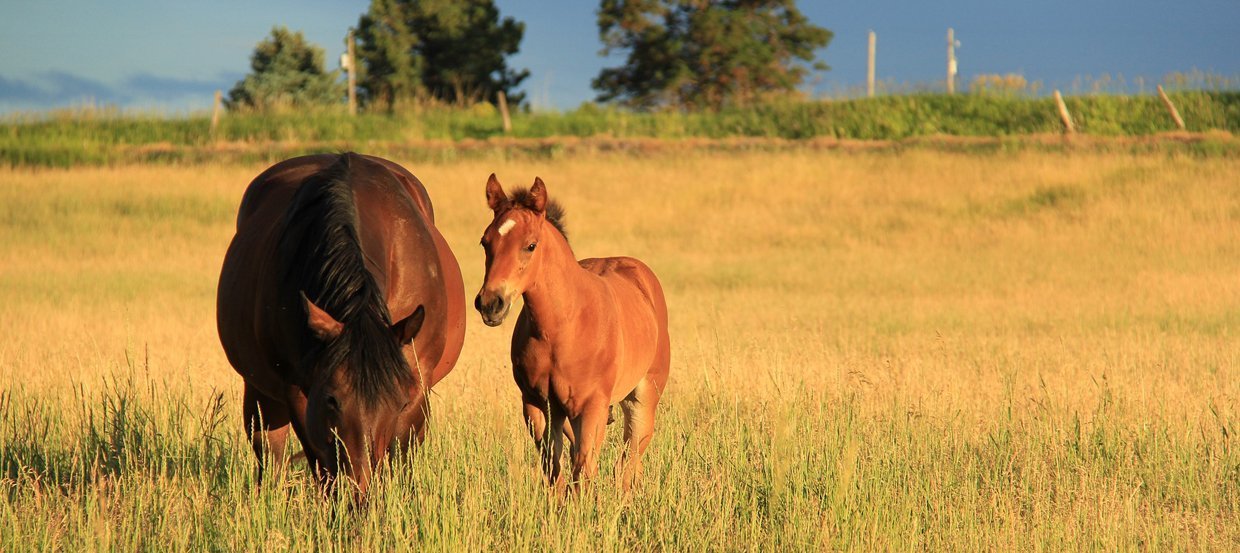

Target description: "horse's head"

left=299, top=292, right=427, bottom=496
left=475, top=174, right=559, bottom=326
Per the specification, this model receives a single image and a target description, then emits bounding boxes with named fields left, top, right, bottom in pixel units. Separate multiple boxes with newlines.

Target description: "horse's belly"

left=604, top=282, right=662, bottom=403
left=217, top=213, right=293, bottom=400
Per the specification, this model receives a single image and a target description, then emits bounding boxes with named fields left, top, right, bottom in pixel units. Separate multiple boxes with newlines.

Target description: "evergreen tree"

left=593, top=0, right=832, bottom=110
left=353, top=0, right=529, bottom=110
left=353, top=0, right=424, bottom=110
left=226, top=26, right=345, bottom=112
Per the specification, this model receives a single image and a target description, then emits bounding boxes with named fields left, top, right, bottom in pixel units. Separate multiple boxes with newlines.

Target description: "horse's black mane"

left=508, top=187, right=568, bottom=241
left=277, top=153, right=412, bottom=406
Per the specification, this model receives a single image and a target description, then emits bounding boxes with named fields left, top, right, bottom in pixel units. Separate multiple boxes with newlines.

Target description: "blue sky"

left=1, top=1, right=1237, bottom=113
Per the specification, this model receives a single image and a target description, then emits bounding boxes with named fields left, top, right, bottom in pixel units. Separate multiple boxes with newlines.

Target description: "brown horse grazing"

left=217, top=153, right=465, bottom=496
left=475, top=174, right=671, bottom=493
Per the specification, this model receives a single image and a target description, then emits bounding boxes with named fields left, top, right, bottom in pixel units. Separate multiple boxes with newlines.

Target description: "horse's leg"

left=568, top=397, right=611, bottom=492
left=394, top=390, right=431, bottom=453
left=522, top=392, right=549, bottom=456
left=242, top=384, right=291, bottom=485
left=544, top=400, right=569, bottom=494
left=617, top=376, right=665, bottom=493
left=282, top=387, right=327, bottom=487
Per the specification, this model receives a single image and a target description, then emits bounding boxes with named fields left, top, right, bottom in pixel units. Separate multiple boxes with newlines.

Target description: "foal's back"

left=576, top=255, right=669, bottom=404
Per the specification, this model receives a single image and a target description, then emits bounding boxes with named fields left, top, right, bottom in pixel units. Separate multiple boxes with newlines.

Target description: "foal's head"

left=474, top=174, right=566, bottom=326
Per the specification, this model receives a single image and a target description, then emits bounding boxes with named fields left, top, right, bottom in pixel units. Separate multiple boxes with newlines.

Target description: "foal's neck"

left=521, top=227, right=591, bottom=333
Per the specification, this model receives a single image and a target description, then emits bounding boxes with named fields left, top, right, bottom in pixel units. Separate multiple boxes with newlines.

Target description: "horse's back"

left=233, top=154, right=342, bottom=229
left=579, top=256, right=670, bottom=398
left=218, top=153, right=465, bottom=395
left=579, top=256, right=667, bottom=317
left=357, top=155, right=436, bottom=223
left=343, top=154, right=465, bottom=387
left=218, top=157, right=338, bottom=395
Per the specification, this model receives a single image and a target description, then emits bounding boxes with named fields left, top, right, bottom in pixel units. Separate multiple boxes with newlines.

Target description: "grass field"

left=1, top=148, right=1238, bottom=549
left=4, top=90, right=1238, bottom=167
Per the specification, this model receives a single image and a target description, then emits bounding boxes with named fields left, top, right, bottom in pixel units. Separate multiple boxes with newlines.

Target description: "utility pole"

left=344, top=30, right=357, bottom=116
left=867, top=30, right=876, bottom=98
left=946, top=28, right=957, bottom=94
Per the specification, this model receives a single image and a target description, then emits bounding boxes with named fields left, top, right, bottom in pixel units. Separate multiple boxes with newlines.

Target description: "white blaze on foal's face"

left=497, top=218, right=517, bottom=236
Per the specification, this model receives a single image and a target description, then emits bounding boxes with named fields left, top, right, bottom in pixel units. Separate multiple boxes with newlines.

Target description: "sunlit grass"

left=1, top=149, right=1237, bottom=549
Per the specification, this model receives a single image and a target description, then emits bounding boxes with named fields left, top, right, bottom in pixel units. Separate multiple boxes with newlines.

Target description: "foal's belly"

left=602, top=280, right=660, bottom=404
left=513, top=286, right=658, bottom=410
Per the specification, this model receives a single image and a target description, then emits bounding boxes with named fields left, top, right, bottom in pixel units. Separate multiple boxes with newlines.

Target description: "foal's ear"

left=486, top=173, right=508, bottom=213
left=393, top=305, right=425, bottom=346
left=301, top=291, right=343, bottom=342
left=529, top=177, right=548, bottom=213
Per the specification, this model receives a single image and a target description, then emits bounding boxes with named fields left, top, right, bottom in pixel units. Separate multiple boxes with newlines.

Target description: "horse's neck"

left=521, top=230, right=593, bottom=334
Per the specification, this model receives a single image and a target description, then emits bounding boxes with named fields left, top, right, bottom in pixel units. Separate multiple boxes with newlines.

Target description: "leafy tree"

left=353, top=0, right=529, bottom=110
left=226, top=26, right=345, bottom=112
left=352, top=0, right=423, bottom=110
left=593, top=0, right=832, bottom=110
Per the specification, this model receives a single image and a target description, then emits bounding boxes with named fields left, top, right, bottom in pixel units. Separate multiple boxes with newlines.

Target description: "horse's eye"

left=526, top=242, right=537, bottom=252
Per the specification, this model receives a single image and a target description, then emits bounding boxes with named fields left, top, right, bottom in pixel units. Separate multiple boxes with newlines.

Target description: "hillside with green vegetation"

left=3, top=91, right=1238, bottom=167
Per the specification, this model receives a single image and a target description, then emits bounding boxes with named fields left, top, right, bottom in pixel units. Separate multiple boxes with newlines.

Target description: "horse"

left=216, top=153, right=465, bottom=496
left=474, top=174, right=671, bottom=493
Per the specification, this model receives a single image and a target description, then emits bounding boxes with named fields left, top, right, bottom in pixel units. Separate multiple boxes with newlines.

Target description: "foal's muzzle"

left=474, top=291, right=510, bottom=327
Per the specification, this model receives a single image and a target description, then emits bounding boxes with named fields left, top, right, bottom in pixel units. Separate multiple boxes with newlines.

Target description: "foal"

left=474, top=174, right=671, bottom=492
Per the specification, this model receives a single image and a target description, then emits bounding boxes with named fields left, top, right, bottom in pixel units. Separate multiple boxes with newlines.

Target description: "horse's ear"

left=393, top=305, right=425, bottom=346
left=301, top=291, right=342, bottom=341
left=529, top=177, right=548, bottom=213
left=486, top=173, right=508, bottom=213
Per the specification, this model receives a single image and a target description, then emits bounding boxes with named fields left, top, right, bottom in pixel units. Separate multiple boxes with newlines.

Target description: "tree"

left=352, top=0, right=423, bottom=111
left=226, top=26, right=345, bottom=112
left=593, top=0, right=832, bottom=110
left=353, top=0, right=529, bottom=110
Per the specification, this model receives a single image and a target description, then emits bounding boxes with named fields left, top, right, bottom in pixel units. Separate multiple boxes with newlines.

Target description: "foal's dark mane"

left=508, top=187, right=568, bottom=242
left=278, top=153, right=412, bottom=405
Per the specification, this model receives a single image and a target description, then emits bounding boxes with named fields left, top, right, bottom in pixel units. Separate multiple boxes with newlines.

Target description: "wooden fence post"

left=1053, top=90, right=1075, bottom=134
left=1156, top=85, right=1186, bottom=130
left=867, top=30, right=876, bottom=98
left=210, top=90, right=223, bottom=137
left=497, top=90, right=512, bottom=133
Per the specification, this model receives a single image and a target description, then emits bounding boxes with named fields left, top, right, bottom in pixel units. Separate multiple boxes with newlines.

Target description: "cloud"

left=122, top=72, right=242, bottom=101
left=0, top=70, right=246, bottom=111
left=0, top=75, right=47, bottom=103
left=41, top=71, right=125, bottom=103
left=0, top=71, right=125, bottom=109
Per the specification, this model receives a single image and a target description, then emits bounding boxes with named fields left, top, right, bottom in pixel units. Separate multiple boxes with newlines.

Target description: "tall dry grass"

left=1, top=149, right=1237, bottom=549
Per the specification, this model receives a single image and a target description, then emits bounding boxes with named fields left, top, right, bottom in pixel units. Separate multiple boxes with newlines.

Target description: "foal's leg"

left=524, top=396, right=576, bottom=463
left=545, top=402, right=569, bottom=493
left=522, top=393, right=549, bottom=454
left=523, top=398, right=557, bottom=488
left=242, top=384, right=292, bottom=485
left=568, top=396, right=611, bottom=491
left=617, top=377, right=664, bottom=493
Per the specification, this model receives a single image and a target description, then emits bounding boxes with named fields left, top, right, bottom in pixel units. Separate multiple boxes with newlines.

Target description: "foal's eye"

left=525, top=242, right=537, bottom=252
